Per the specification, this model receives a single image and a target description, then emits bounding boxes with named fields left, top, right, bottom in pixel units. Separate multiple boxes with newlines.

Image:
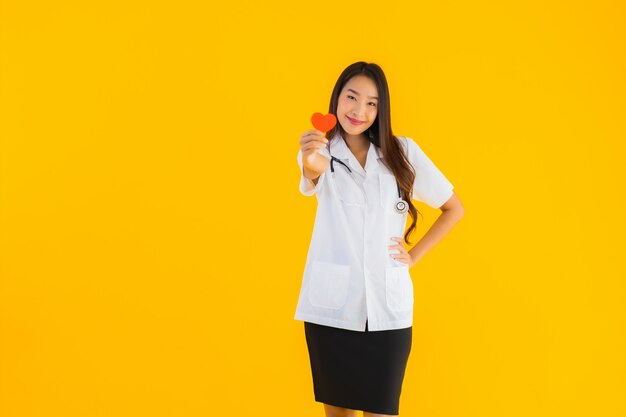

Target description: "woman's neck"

left=342, top=132, right=370, bottom=153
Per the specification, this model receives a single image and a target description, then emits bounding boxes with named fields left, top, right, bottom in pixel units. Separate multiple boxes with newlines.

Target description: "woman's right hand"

left=299, top=129, right=330, bottom=170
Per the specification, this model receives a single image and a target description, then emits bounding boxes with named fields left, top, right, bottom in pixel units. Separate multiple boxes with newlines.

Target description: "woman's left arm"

left=406, top=192, right=465, bottom=267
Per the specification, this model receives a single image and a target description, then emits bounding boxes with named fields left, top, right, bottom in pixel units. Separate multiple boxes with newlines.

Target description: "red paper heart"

left=311, top=112, right=337, bottom=133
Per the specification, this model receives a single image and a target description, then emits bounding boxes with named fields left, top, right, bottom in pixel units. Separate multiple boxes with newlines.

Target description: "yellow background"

left=1, top=1, right=625, bottom=416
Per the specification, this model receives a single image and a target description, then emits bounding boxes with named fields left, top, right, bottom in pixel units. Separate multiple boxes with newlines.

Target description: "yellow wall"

left=1, top=1, right=624, bottom=416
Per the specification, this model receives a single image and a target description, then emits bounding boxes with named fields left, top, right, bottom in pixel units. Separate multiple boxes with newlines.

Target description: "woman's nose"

left=351, top=109, right=365, bottom=119
left=353, top=105, right=368, bottom=118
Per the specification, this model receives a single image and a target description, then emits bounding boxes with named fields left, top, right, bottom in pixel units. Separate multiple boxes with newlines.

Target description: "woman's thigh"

left=323, top=403, right=358, bottom=417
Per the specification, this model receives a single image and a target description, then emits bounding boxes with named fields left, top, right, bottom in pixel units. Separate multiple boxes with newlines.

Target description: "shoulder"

left=397, top=134, right=422, bottom=146
left=399, top=135, right=432, bottom=155
left=395, top=134, right=419, bottom=146
left=394, top=135, right=421, bottom=156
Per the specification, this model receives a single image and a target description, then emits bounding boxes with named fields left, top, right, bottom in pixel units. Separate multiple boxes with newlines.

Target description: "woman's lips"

left=347, top=116, right=365, bottom=125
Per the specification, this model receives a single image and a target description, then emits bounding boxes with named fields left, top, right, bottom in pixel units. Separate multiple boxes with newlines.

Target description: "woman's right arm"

left=303, top=153, right=329, bottom=185
left=300, top=129, right=330, bottom=185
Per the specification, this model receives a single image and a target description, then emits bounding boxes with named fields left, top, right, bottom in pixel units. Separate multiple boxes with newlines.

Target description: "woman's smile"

left=346, top=116, right=365, bottom=125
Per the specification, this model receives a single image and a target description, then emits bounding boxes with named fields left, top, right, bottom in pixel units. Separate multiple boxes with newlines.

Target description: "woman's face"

left=337, top=75, right=379, bottom=138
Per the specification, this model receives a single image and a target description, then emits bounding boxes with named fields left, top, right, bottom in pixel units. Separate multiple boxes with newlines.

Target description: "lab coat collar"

left=328, top=131, right=383, bottom=177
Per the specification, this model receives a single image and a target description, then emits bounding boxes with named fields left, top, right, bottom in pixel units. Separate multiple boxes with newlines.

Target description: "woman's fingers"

left=388, top=237, right=410, bottom=264
left=388, top=237, right=407, bottom=252
left=301, top=133, right=328, bottom=155
left=300, top=130, right=328, bottom=146
left=302, top=141, right=327, bottom=153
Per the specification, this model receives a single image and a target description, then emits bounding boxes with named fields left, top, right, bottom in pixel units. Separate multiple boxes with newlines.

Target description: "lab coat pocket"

left=308, top=261, right=351, bottom=309
left=379, top=173, right=399, bottom=213
left=385, top=265, right=414, bottom=311
left=333, top=168, right=367, bottom=206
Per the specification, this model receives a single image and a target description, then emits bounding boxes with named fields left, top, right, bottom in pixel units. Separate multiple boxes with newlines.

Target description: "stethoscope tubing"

left=329, top=155, right=409, bottom=214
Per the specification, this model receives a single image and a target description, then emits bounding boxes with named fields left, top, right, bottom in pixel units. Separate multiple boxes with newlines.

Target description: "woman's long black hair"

left=325, top=61, right=422, bottom=245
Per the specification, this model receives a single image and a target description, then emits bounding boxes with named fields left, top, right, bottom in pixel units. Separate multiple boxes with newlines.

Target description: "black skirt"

left=304, top=319, right=412, bottom=415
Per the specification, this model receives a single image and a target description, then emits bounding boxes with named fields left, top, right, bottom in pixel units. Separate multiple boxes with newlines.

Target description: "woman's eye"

left=347, top=95, right=375, bottom=106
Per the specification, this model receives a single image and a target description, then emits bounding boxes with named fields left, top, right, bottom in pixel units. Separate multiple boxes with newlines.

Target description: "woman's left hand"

left=389, top=237, right=416, bottom=268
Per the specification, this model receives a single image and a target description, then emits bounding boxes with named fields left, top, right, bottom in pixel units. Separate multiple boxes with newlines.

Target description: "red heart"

left=311, top=112, right=337, bottom=133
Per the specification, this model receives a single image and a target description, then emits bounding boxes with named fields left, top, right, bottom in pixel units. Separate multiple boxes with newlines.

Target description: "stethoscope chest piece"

left=395, top=199, right=409, bottom=214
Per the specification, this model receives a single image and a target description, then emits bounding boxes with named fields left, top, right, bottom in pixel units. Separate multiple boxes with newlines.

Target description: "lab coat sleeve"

left=297, top=147, right=330, bottom=196
left=403, top=136, right=454, bottom=209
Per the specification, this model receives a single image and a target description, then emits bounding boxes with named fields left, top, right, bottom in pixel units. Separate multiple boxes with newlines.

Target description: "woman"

left=295, top=61, right=465, bottom=417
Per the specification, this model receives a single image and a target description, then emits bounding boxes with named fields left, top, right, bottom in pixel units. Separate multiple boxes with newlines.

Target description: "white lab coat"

left=294, top=131, right=454, bottom=331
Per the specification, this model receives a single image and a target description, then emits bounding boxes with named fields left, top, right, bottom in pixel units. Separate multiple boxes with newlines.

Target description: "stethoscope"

left=329, top=155, right=409, bottom=214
